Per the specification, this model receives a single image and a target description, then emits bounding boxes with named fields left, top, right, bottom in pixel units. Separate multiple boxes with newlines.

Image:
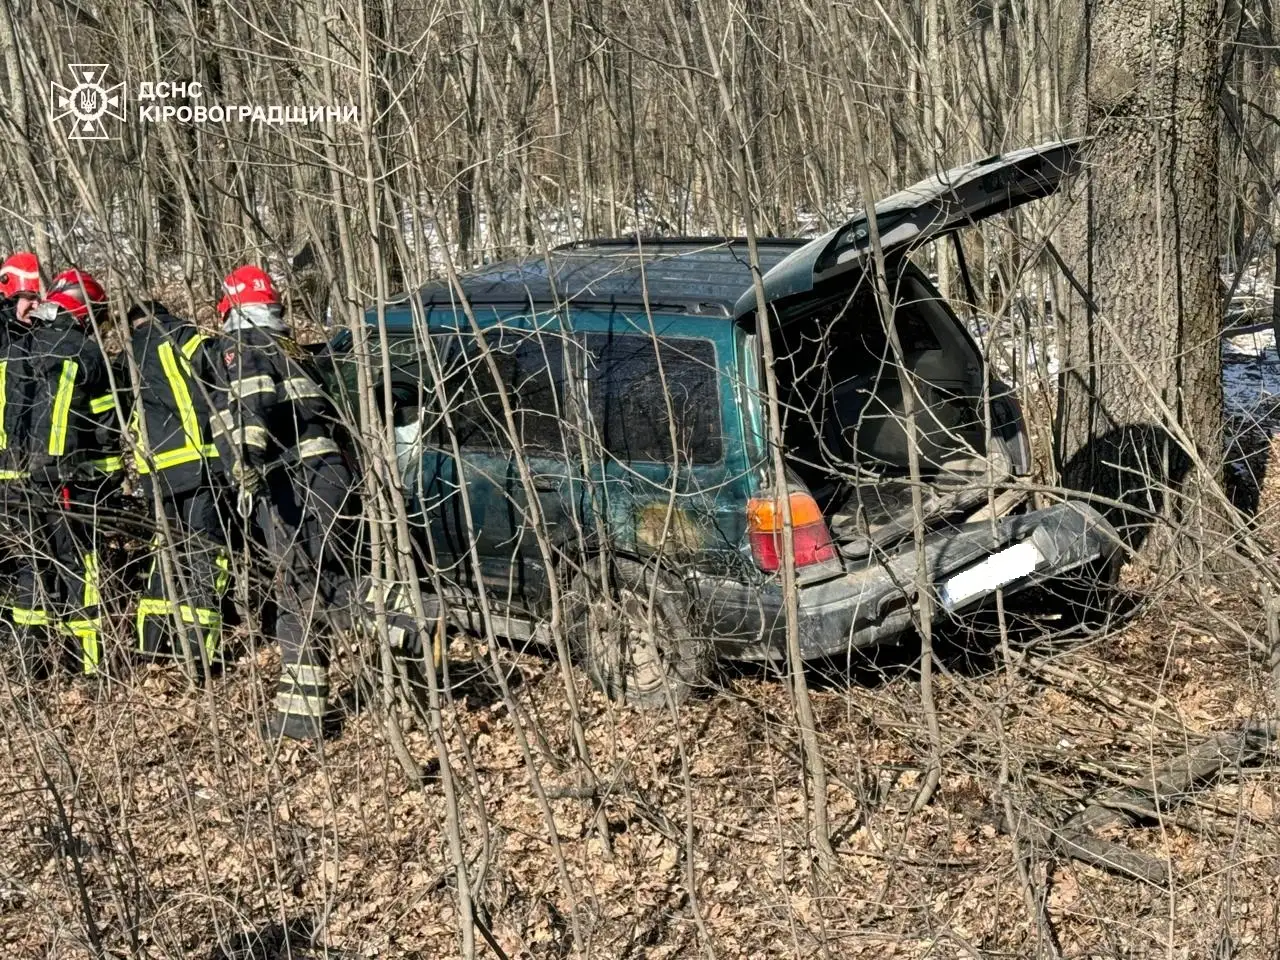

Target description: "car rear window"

left=585, top=333, right=721, bottom=465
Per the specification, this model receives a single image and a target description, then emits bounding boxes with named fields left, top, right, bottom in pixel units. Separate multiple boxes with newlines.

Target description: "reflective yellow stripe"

left=274, top=691, right=327, bottom=718
left=66, top=619, right=100, bottom=674
left=135, top=444, right=218, bottom=474
left=214, top=552, right=230, bottom=595
left=133, top=336, right=219, bottom=475
left=298, top=437, right=340, bottom=459
left=83, top=552, right=99, bottom=607
left=49, top=359, right=79, bottom=456
left=159, top=342, right=203, bottom=450
left=177, top=604, right=220, bottom=625
left=137, top=598, right=171, bottom=617
left=228, top=375, right=275, bottom=399
left=0, top=469, right=28, bottom=480
left=176, top=604, right=223, bottom=663
left=89, top=393, right=115, bottom=414
left=137, top=596, right=211, bottom=659
left=12, top=607, right=48, bottom=626
left=136, top=596, right=169, bottom=648
left=181, top=333, right=209, bottom=361
left=0, top=359, right=8, bottom=450
left=89, top=457, right=124, bottom=474
left=136, top=599, right=221, bottom=628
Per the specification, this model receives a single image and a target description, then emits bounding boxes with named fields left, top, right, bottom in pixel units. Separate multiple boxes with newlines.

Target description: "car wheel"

left=567, top=558, right=711, bottom=709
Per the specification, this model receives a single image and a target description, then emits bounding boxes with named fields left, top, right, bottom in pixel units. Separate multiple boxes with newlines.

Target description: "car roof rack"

left=395, top=238, right=803, bottom=316
left=553, top=235, right=809, bottom=251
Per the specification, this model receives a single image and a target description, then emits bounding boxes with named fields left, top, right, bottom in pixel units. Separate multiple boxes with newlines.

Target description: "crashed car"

left=334, top=137, right=1120, bottom=706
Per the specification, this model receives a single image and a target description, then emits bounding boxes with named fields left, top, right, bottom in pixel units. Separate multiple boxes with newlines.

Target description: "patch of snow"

left=1223, top=323, right=1280, bottom=437
left=1223, top=324, right=1275, bottom=360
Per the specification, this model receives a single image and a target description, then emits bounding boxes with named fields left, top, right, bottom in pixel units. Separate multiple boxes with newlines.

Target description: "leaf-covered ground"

left=4, top=446, right=1280, bottom=958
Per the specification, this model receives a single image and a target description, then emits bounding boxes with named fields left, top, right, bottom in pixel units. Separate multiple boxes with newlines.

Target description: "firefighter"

left=213, top=264, right=360, bottom=740
left=0, top=253, right=42, bottom=474
left=0, top=254, right=42, bottom=640
left=10, top=270, right=112, bottom=676
left=125, top=300, right=230, bottom=676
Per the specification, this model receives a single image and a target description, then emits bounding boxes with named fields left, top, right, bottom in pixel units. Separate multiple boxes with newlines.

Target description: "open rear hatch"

left=733, top=138, right=1085, bottom=314
left=740, top=139, right=1084, bottom=554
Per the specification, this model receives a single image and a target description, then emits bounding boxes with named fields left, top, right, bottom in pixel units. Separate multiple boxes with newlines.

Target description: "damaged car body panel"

left=701, top=501, right=1115, bottom=660
left=339, top=138, right=1118, bottom=681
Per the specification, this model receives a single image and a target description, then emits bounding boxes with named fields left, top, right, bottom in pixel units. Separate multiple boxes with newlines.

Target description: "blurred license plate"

left=939, top=541, right=1043, bottom=610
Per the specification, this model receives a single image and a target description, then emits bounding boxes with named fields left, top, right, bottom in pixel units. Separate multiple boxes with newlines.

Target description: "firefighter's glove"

left=232, top=462, right=262, bottom=518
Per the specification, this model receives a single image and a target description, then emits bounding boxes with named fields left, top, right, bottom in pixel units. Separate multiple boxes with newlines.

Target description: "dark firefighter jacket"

left=25, top=311, right=110, bottom=484
left=214, top=324, right=346, bottom=475
left=125, top=311, right=226, bottom=495
left=0, top=299, right=37, bottom=480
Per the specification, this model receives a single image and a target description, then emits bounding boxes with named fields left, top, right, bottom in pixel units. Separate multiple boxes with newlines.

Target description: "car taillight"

left=747, top=491, right=837, bottom=573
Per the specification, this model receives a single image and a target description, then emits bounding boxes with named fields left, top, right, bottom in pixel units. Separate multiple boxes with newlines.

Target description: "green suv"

left=335, top=138, right=1119, bottom=705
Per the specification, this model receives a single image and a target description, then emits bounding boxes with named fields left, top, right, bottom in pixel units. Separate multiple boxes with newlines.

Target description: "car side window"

left=385, top=335, right=430, bottom=425
left=439, top=329, right=571, bottom=455
left=325, top=333, right=427, bottom=427
left=327, top=333, right=433, bottom=484
left=585, top=333, right=721, bottom=465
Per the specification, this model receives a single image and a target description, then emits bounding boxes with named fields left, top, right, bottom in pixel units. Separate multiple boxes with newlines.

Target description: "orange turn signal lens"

left=747, top=491, right=824, bottom=533
left=746, top=490, right=836, bottom=572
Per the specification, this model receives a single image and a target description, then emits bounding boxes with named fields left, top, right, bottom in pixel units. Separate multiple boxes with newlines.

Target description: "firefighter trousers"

left=5, top=483, right=102, bottom=675
left=260, top=454, right=360, bottom=736
left=136, top=485, right=231, bottom=670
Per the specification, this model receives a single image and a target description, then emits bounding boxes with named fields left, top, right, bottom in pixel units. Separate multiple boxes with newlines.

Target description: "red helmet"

left=0, top=252, right=41, bottom=299
left=217, top=265, right=278, bottom=317
left=44, top=269, right=107, bottom=324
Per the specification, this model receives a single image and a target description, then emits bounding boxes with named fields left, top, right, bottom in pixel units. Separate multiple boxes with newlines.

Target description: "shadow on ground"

left=722, top=582, right=1143, bottom=695
left=209, top=917, right=334, bottom=960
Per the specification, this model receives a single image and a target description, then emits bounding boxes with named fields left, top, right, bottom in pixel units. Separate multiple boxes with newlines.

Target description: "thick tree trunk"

left=1057, top=0, right=1225, bottom=570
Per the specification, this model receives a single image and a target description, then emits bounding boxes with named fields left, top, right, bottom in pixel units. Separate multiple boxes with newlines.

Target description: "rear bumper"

left=698, top=500, right=1121, bottom=660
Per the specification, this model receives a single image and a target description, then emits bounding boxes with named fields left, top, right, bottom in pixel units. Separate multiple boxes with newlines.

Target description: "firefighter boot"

left=357, top=575, right=424, bottom=656
left=263, top=659, right=329, bottom=741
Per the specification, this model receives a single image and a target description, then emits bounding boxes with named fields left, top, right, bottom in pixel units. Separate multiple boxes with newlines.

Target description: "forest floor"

left=2, top=335, right=1280, bottom=958
left=3, top=511, right=1280, bottom=959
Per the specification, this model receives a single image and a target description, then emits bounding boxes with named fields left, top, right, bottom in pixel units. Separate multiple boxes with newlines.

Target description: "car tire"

left=567, top=558, right=711, bottom=709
